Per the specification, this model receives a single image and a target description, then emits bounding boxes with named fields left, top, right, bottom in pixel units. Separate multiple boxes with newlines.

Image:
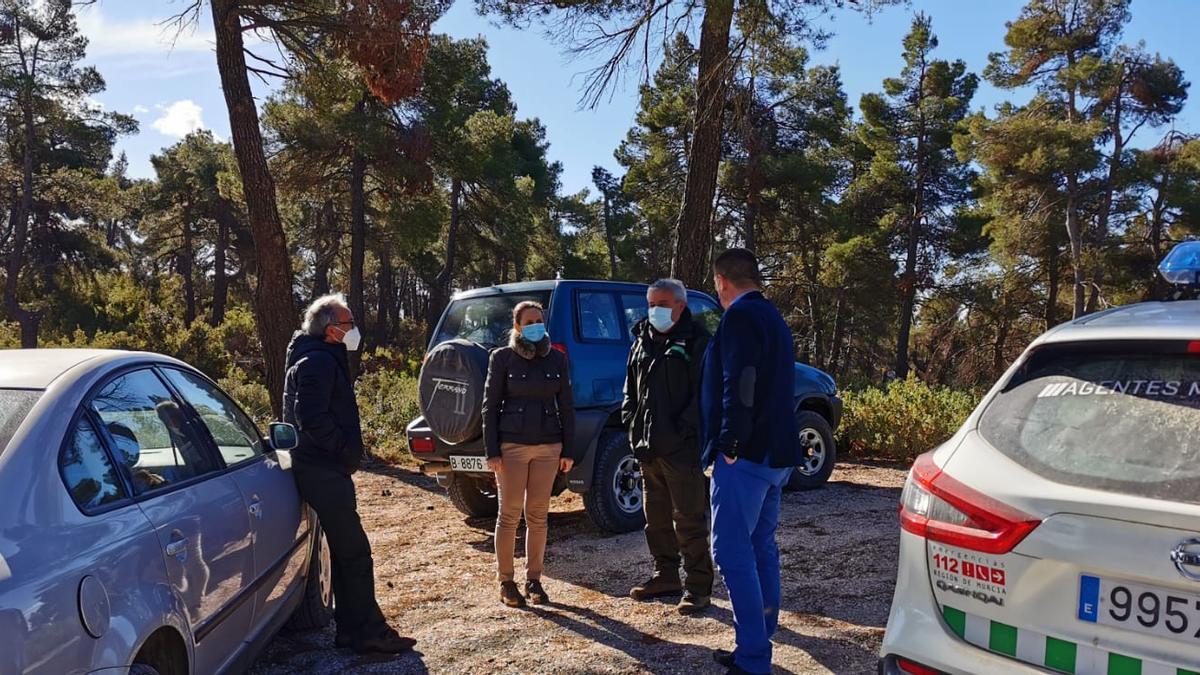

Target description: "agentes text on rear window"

left=435, top=292, right=552, bottom=348
left=979, top=341, right=1200, bottom=505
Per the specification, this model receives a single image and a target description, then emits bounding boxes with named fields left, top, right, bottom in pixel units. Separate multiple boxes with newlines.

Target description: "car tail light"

left=551, top=343, right=568, bottom=356
left=899, top=452, right=1040, bottom=554
left=896, top=657, right=943, bottom=675
left=410, top=436, right=435, bottom=453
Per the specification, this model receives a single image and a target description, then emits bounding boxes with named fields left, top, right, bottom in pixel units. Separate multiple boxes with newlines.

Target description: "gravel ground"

left=249, top=462, right=906, bottom=675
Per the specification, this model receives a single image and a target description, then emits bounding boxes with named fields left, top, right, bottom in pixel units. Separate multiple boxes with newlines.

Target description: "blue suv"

left=406, top=280, right=842, bottom=533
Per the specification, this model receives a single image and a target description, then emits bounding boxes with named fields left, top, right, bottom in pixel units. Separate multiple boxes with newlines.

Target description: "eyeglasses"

left=334, top=320, right=356, bottom=328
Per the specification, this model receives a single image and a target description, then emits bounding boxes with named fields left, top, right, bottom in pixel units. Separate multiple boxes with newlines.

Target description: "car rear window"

left=434, top=291, right=552, bottom=348
left=0, top=389, right=41, bottom=456
left=979, top=341, right=1200, bottom=505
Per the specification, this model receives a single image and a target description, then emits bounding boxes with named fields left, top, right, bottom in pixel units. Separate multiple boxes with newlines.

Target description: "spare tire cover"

left=418, top=339, right=491, bottom=445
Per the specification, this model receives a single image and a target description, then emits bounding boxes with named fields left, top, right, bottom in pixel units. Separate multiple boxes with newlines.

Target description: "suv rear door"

left=89, top=368, right=256, bottom=674
left=160, top=367, right=310, bottom=642
left=574, top=288, right=633, bottom=407
left=935, top=340, right=1200, bottom=673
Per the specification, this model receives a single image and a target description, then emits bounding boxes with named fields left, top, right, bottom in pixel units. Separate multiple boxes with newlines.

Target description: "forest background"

left=1, top=0, right=1193, bottom=461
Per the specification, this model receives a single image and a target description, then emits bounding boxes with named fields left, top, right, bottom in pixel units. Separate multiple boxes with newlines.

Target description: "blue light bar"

left=1158, top=241, right=1200, bottom=286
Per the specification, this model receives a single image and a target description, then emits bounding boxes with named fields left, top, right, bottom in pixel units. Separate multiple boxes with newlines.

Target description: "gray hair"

left=302, top=293, right=349, bottom=337
left=647, top=278, right=687, bottom=303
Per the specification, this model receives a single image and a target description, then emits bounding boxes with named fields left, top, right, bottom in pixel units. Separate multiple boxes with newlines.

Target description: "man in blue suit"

left=700, top=249, right=802, bottom=675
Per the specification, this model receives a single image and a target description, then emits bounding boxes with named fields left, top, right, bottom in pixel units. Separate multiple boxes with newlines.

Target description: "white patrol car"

left=880, top=243, right=1200, bottom=675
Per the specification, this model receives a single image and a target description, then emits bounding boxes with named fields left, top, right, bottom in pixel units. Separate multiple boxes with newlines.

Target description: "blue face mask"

left=647, top=306, right=676, bottom=333
left=520, top=323, right=547, bottom=343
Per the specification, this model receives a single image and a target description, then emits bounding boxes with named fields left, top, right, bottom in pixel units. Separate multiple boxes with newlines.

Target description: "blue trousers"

left=710, top=457, right=792, bottom=675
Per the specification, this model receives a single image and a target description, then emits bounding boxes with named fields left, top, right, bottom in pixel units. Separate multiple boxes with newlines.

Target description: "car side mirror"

left=268, top=422, right=298, bottom=451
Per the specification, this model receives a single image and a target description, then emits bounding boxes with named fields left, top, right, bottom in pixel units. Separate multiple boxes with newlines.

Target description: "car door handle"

left=248, top=500, right=263, bottom=520
left=165, top=536, right=188, bottom=562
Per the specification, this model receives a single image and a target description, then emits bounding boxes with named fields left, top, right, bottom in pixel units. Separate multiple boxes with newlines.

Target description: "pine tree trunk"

left=1045, top=246, right=1060, bottom=329
left=312, top=199, right=336, bottom=299
left=181, top=222, right=197, bottom=325
left=211, top=0, right=296, bottom=415
left=4, top=92, right=41, bottom=348
left=211, top=215, right=229, bottom=326
left=602, top=193, right=618, bottom=280
left=431, top=176, right=461, bottom=322
left=670, top=0, right=733, bottom=289
left=742, top=88, right=764, bottom=252
left=375, top=252, right=393, bottom=347
left=1066, top=181, right=1085, bottom=319
left=349, top=149, right=367, bottom=327
left=827, top=290, right=846, bottom=376
left=349, top=146, right=367, bottom=367
left=895, top=80, right=928, bottom=380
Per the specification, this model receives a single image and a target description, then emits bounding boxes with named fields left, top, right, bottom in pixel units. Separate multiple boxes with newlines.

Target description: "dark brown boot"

left=629, top=574, right=683, bottom=600
left=525, top=579, right=550, bottom=605
left=677, top=591, right=711, bottom=615
left=500, top=580, right=526, bottom=608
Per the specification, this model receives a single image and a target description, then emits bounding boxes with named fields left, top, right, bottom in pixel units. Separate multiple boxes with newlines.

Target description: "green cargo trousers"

left=641, top=455, right=714, bottom=596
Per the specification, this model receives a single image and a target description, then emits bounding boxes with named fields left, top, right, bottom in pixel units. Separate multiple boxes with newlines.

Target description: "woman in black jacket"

left=482, top=300, right=576, bottom=607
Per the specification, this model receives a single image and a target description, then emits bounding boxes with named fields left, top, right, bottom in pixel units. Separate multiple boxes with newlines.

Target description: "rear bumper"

left=406, top=416, right=486, bottom=462
left=881, top=531, right=1052, bottom=675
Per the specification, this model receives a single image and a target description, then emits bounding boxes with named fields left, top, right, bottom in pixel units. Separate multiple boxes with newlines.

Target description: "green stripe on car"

left=941, top=605, right=1196, bottom=675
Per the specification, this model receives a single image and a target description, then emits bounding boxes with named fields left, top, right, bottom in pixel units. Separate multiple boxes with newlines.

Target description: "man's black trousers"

left=642, top=456, right=714, bottom=595
left=293, top=461, right=388, bottom=640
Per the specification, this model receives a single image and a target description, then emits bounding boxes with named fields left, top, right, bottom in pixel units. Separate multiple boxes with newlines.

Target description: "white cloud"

left=76, top=5, right=215, bottom=57
left=132, top=105, right=150, bottom=114
left=152, top=100, right=206, bottom=138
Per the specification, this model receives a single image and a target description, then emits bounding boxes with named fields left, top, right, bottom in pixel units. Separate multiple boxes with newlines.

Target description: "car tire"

left=786, top=410, right=837, bottom=491
left=583, top=431, right=646, bottom=534
left=286, top=522, right=334, bottom=631
left=129, top=665, right=161, bottom=675
left=447, top=474, right=499, bottom=518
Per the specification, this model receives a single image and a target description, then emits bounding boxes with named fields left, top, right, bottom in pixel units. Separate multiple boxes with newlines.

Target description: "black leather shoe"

left=713, top=649, right=735, bottom=668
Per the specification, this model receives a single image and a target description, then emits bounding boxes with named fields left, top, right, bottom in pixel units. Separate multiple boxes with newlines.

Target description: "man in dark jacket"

left=283, top=293, right=414, bottom=655
left=701, top=250, right=802, bottom=675
left=622, top=279, right=714, bottom=615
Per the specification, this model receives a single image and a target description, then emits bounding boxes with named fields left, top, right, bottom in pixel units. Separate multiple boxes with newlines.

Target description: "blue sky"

left=86, top=0, right=1200, bottom=196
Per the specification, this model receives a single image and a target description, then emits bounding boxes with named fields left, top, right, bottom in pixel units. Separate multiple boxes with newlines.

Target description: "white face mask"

left=340, top=326, right=362, bottom=352
left=647, top=306, right=676, bottom=333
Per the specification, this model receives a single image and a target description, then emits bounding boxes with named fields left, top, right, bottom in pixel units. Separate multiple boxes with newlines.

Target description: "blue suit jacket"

left=699, top=291, right=802, bottom=469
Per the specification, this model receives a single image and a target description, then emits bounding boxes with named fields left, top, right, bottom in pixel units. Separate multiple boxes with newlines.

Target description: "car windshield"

left=0, top=389, right=41, bottom=456
left=434, top=291, right=552, bottom=348
left=979, top=341, right=1200, bottom=505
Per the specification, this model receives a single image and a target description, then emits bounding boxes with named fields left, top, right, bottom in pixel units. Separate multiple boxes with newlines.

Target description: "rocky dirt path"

left=250, top=462, right=906, bottom=675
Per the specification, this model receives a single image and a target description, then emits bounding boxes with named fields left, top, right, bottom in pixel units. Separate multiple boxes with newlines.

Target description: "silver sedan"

left=0, top=349, right=333, bottom=675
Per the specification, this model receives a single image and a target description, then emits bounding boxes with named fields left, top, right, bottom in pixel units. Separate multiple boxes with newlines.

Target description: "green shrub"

left=218, top=369, right=274, bottom=430
left=356, top=367, right=422, bottom=466
left=840, top=377, right=978, bottom=462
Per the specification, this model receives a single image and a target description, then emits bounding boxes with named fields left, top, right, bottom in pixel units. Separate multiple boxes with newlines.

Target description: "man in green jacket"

left=622, top=278, right=714, bottom=615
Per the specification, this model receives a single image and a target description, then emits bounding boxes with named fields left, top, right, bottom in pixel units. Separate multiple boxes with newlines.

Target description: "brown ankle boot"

left=525, top=579, right=549, bottom=605
left=500, top=580, right=526, bottom=607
